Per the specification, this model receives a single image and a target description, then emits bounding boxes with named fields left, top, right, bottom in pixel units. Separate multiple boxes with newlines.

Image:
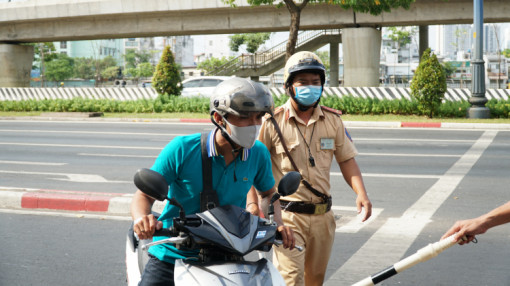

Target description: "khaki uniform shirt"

left=259, top=99, right=358, bottom=204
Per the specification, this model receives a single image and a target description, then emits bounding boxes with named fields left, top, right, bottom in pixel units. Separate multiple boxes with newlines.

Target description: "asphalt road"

left=1, top=119, right=510, bottom=285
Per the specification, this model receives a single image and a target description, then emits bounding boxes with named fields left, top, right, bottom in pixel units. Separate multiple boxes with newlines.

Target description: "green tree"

left=410, top=48, right=447, bottom=118
left=73, top=57, right=95, bottom=79
left=124, top=49, right=153, bottom=69
left=101, top=66, right=121, bottom=81
left=94, top=56, right=117, bottom=85
left=229, top=33, right=271, bottom=53
left=223, top=0, right=414, bottom=60
left=387, top=26, right=416, bottom=62
left=137, top=62, right=155, bottom=79
left=126, top=67, right=139, bottom=79
left=441, top=61, right=457, bottom=79
left=197, top=56, right=235, bottom=75
left=31, top=43, right=57, bottom=87
left=44, top=54, right=74, bottom=83
left=152, top=46, right=182, bottom=96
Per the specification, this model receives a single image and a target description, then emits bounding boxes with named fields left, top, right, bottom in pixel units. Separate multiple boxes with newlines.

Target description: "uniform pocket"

left=315, top=141, right=335, bottom=171
left=275, top=142, right=299, bottom=172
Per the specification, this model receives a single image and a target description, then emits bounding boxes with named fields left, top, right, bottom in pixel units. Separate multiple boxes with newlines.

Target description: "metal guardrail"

left=209, top=29, right=342, bottom=76
left=270, top=87, right=510, bottom=102
left=0, top=87, right=158, bottom=101
left=1, top=87, right=509, bottom=102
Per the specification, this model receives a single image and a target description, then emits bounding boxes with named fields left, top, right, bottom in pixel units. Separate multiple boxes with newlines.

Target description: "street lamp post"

left=468, top=0, right=490, bottom=118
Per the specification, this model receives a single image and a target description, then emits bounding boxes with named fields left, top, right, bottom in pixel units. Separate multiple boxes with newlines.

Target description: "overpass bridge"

left=1, top=0, right=509, bottom=87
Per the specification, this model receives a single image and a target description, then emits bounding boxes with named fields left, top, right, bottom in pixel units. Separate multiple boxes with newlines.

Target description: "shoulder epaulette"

left=321, top=105, right=342, bottom=116
left=265, top=106, right=284, bottom=119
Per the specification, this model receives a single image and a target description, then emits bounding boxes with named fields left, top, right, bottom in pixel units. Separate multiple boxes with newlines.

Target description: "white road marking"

left=78, top=153, right=157, bottom=158
left=0, top=170, right=130, bottom=183
left=0, top=120, right=210, bottom=126
left=354, top=138, right=474, bottom=143
left=0, top=208, right=131, bottom=221
left=0, top=160, right=67, bottom=166
left=0, top=142, right=161, bottom=150
left=359, top=152, right=461, bottom=158
left=0, top=129, right=182, bottom=136
left=332, top=206, right=384, bottom=233
left=331, top=172, right=442, bottom=179
left=327, top=130, right=498, bottom=285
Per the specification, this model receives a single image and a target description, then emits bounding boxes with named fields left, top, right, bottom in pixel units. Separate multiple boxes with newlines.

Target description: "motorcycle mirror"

left=133, top=168, right=168, bottom=201
left=277, top=171, right=301, bottom=197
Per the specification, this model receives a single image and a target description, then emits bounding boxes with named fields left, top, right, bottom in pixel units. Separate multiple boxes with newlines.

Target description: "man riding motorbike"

left=130, top=77, right=295, bottom=285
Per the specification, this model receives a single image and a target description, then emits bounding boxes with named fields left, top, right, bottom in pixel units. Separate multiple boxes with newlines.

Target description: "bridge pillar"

left=0, top=44, right=34, bottom=87
left=342, top=27, right=381, bottom=87
left=329, top=43, right=339, bottom=87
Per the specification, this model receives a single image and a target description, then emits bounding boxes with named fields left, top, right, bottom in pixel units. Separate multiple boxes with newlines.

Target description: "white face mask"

left=224, top=120, right=261, bottom=149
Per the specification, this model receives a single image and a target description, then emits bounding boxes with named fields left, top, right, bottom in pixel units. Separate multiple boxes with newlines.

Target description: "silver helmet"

left=210, top=77, right=274, bottom=117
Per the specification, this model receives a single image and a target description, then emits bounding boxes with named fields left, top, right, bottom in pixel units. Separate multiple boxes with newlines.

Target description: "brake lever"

left=141, top=235, right=189, bottom=251
left=274, top=239, right=303, bottom=252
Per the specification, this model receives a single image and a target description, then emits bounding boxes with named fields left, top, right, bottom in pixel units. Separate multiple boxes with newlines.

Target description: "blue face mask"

left=294, top=85, right=322, bottom=106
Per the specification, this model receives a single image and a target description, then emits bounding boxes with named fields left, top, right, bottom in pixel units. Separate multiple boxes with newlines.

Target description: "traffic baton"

left=352, top=234, right=459, bottom=286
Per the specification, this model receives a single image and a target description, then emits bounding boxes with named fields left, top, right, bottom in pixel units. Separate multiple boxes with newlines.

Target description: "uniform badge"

left=320, top=138, right=334, bottom=150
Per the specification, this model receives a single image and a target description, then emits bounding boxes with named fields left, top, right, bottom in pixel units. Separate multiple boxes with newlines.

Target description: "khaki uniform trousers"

left=273, top=209, right=336, bottom=286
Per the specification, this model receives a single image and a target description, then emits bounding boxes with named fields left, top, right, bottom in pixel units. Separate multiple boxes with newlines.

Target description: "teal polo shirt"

left=148, top=129, right=275, bottom=263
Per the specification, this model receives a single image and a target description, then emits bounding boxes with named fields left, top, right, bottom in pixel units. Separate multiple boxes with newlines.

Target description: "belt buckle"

left=314, top=203, right=327, bottom=215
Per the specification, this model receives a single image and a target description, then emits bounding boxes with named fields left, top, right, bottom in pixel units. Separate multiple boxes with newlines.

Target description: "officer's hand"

left=277, top=225, right=295, bottom=250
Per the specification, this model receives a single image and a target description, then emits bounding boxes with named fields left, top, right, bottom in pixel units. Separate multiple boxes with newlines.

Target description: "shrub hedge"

left=0, top=95, right=509, bottom=118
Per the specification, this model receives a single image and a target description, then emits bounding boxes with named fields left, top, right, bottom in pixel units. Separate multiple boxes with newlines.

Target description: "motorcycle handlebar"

left=154, top=228, right=175, bottom=237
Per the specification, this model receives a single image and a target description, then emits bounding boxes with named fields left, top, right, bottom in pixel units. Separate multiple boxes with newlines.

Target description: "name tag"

left=320, top=138, right=334, bottom=150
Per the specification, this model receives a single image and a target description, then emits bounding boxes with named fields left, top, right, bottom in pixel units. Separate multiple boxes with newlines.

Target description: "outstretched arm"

left=442, top=201, right=510, bottom=244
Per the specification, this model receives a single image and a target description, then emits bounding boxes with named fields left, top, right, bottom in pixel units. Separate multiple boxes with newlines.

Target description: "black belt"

left=280, top=198, right=332, bottom=215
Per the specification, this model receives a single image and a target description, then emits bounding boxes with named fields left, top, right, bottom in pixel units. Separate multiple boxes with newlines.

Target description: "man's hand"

left=277, top=225, right=295, bottom=250
left=441, top=217, right=486, bottom=245
left=246, top=202, right=260, bottom=217
left=133, top=214, right=162, bottom=240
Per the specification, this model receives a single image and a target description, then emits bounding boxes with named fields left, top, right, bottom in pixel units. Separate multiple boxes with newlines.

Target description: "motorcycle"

left=125, top=168, right=302, bottom=285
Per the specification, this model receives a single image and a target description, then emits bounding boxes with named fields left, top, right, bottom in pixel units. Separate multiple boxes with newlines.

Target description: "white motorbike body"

left=125, top=206, right=286, bottom=286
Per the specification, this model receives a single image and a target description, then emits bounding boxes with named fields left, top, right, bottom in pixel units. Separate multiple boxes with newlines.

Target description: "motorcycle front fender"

left=174, top=258, right=285, bottom=286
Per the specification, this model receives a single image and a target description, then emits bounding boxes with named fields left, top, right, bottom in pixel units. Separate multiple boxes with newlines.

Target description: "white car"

left=180, top=76, right=234, bottom=98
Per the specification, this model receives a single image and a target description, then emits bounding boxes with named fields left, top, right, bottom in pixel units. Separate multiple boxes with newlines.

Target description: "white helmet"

left=283, top=51, right=326, bottom=88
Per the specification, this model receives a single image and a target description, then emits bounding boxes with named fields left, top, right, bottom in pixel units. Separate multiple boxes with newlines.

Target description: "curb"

left=0, top=187, right=168, bottom=216
left=0, top=188, right=133, bottom=215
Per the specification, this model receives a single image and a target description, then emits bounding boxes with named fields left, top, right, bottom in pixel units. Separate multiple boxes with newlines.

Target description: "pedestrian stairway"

left=208, top=30, right=342, bottom=77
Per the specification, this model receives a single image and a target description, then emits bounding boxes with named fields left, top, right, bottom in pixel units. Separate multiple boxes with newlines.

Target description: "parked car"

left=180, top=76, right=234, bottom=97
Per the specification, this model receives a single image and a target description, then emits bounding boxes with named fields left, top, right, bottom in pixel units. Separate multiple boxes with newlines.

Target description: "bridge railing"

left=209, top=29, right=341, bottom=76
